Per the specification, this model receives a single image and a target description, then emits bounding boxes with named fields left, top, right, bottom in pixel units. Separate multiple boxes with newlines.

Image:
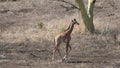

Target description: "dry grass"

left=0, top=0, right=120, bottom=68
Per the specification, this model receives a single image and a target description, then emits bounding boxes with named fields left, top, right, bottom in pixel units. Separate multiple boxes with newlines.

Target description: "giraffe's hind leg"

left=52, top=44, right=63, bottom=62
left=52, top=46, right=56, bottom=61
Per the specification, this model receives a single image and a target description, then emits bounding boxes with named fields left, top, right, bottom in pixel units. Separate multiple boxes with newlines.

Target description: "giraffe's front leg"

left=63, top=43, right=71, bottom=61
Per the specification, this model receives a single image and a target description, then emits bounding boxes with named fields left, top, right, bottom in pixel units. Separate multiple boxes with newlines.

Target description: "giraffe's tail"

left=53, top=39, right=55, bottom=46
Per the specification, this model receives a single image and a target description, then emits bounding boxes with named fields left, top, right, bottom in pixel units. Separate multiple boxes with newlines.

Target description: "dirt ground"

left=0, top=0, right=120, bottom=68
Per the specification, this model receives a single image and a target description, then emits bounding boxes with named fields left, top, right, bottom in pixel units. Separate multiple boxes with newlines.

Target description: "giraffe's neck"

left=64, top=23, right=71, bottom=31
left=65, top=22, right=74, bottom=35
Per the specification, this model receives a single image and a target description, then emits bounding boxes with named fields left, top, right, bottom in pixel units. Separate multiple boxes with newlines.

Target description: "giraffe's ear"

left=72, top=20, right=74, bottom=22
left=74, top=18, right=76, bottom=21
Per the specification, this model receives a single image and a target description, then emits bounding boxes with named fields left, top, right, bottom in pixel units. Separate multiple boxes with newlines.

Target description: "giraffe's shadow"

left=66, top=60, right=92, bottom=63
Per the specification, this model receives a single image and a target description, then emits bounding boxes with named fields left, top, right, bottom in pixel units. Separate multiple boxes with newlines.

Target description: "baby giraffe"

left=52, top=19, right=79, bottom=62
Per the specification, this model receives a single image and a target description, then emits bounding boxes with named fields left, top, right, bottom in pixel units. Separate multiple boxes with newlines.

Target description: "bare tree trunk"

left=75, top=0, right=95, bottom=33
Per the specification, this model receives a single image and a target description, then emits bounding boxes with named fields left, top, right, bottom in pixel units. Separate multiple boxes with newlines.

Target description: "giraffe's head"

left=72, top=19, right=79, bottom=25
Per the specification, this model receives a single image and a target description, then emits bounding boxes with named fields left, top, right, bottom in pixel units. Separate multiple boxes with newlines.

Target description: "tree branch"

left=93, top=0, right=96, bottom=4
left=56, top=0, right=79, bottom=11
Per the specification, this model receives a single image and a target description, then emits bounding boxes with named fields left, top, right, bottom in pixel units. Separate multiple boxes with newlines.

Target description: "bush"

left=60, top=26, right=66, bottom=33
left=37, top=22, right=44, bottom=29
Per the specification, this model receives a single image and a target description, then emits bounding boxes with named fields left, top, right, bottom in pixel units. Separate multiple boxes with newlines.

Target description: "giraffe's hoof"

left=62, top=59, right=65, bottom=62
left=62, top=58, right=68, bottom=63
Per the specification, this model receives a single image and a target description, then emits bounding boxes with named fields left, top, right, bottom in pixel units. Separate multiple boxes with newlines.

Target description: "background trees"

left=75, top=0, right=96, bottom=33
